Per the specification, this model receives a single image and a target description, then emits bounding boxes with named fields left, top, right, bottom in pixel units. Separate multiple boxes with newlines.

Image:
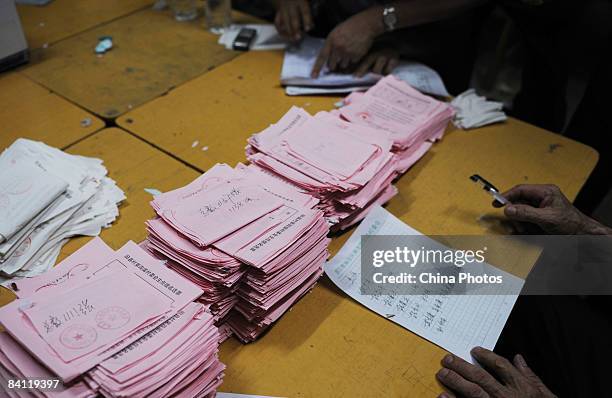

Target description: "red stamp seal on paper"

left=60, top=324, right=97, bottom=350
left=95, top=306, right=130, bottom=330
left=356, top=111, right=371, bottom=121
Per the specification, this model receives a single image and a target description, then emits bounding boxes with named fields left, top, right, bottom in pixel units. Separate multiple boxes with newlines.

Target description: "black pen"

left=469, top=174, right=508, bottom=205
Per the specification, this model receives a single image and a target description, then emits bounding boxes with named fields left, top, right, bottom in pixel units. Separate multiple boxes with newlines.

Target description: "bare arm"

left=312, top=0, right=485, bottom=76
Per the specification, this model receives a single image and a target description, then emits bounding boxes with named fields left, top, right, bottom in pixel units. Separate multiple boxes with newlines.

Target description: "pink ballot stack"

left=144, top=163, right=330, bottom=342
left=0, top=238, right=225, bottom=398
left=246, top=75, right=454, bottom=230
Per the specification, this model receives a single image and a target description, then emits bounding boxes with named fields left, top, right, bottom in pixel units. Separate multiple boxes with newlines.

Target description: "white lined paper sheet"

left=324, top=206, right=523, bottom=362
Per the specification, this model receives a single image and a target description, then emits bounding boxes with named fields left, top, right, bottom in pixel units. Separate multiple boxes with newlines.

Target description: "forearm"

left=352, top=0, right=486, bottom=38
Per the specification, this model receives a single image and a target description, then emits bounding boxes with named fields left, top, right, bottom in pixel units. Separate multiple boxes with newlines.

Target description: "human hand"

left=311, top=15, right=376, bottom=77
left=274, top=0, right=313, bottom=41
left=354, top=48, right=400, bottom=77
left=436, top=347, right=557, bottom=398
left=493, top=184, right=610, bottom=235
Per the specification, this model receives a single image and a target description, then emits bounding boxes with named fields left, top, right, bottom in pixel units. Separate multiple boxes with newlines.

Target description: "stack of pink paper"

left=144, top=163, right=329, bottom=342
left=0, top=238, right=224, bottom=398
left=246, top=76, right=453, bottom=230
left=246, top=105, right=401, bottom=231
left=145, top=216, right=245, bottom=324
left=339, top=75, right=454, bottom=173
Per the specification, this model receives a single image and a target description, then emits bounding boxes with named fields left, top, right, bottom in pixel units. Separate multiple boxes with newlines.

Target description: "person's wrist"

left=361, top=6, right=386, bottom=37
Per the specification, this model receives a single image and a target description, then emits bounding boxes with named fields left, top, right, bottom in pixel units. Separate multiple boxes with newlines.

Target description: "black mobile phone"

left=233, top=28, right=257, bottom=51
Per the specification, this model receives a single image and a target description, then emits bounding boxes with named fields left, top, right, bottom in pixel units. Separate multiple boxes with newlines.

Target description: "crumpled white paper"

left=451, top=89, right=507, bottom=129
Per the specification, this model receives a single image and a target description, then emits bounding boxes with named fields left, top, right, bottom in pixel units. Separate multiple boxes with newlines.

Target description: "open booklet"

left=324, top=206, right=523, bottom=362
left=281, top=36, right=449, bottom=97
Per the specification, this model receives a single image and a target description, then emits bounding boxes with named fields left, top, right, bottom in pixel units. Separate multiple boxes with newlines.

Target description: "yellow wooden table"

left=113, top=50, right=598, bottom=397
left=0, top=73, right=104, bottom=150
left=17, top=0, right=152, bottom=49
left=21, top=8, right=259, bottom=119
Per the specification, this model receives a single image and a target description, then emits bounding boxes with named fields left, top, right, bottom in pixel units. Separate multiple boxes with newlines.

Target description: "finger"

left=311, top=42, right=330, bottom=77
left=492, top=199, right=505, bottom=208
left=438, top=391, right=457, bottom=398
left=500, top=184, right=552, bottom=206
left=385, top=57, right=399, bottom=74
left=372, top=56, right=388, bottom=74
left=287, top=5, right=302, bottom=40
left=298, top=1, right=313, bottom=31
left=441, top=354, right=505, bottom=397
left=504, top=204, right=550, bottom=225
left=471, top=347, right=523, bottom=387
left=436, top=368, right=490, bottom=398
left=355, top=54, right=376, bottom=77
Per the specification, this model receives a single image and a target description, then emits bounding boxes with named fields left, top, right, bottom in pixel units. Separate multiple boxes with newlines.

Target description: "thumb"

left=504, top=204, right=546, bottom=224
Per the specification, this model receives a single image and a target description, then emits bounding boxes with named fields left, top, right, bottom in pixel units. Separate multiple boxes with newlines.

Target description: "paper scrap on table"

left=451, top=89, right=507, bottom=129
left=282, top=36, right=449, bottom=97
left=324, top=206, right=523, bottom=362
left=218, top=24, right=287, bottom=51
left=144, top=188, right=162, bottom=196
left=95, top=36, right=113, bottom=54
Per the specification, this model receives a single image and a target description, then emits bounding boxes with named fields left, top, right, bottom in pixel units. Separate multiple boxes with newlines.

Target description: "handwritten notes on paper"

left=325, top=206, right=523, bottom=362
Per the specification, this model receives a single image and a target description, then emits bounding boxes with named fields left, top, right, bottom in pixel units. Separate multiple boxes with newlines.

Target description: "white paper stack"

left=0, top=238, right=224, bottom=398
left=143, top=163, right=330, bottom=343
left=281, top=36, right=450, bottom=97
left=0, top=139, right=125, bottom=283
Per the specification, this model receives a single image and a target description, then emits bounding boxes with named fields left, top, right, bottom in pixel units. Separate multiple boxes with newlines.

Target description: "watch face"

left=384, top=11, right=397, bottom=29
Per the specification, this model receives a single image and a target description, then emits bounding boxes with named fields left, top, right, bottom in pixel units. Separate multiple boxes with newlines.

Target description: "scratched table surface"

left=17, top=0, right=153, bottom=50
left=0, top=73, right=104, bottom=150
left=21, top=8, right=260, bottom=119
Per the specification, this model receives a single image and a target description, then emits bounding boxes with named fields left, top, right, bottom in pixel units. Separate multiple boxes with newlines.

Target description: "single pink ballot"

left=22, top=270, right=170, bottom=362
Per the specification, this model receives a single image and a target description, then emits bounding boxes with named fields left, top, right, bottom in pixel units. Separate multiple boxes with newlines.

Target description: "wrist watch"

left=382, top=5, right=397, bottom=32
